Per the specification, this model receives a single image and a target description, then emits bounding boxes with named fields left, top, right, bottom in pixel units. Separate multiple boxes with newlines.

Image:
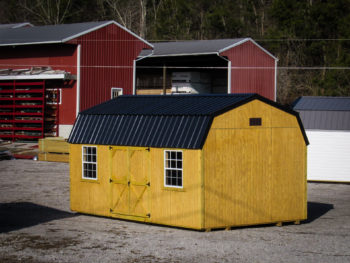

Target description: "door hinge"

left=109, top=178, right=113, bottom=183
left=146, top=182, right=150, bottom=187
left=146, top=147, right=150, bottom=152
left=146, top=213, right=151, bottom=218
left=109, top=146, right=113, bottom=150
left=110, top=208, right=113, bottom=213
left=128, top=181, right=130, bottom=186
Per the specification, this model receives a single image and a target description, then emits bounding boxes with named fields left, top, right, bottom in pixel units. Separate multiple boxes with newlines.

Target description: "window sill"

left=162, top=186, right=185, bottom=192
left=80, top=178, right=100, bottom=184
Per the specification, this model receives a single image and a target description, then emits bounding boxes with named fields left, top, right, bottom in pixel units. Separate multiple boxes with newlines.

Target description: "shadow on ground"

left=0, top=202, right=78, bottom=233
left=306, top=201, right=334, bottom=223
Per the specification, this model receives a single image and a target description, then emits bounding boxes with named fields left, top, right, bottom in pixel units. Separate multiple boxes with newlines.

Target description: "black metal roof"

left=293, top=96, right=350, bottom=111
left=293, top=96, right=350, bottom=130
left=139, top=38, right=277, bottom=59
left=81, top=93, right=254, bottom=116
left=69, top=94, right=308, bottom=149
left=0, top=21, right=152, bottom=47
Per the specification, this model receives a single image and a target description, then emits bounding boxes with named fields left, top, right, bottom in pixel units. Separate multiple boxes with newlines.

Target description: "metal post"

left=162, top=65, right=166, bottom=95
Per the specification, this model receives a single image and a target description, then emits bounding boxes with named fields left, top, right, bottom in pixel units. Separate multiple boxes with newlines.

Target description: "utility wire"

left=1, top=64, right=350, bottom=70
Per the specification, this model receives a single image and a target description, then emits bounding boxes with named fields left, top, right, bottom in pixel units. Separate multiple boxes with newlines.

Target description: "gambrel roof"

left=69, top=94, right=308, bottom=149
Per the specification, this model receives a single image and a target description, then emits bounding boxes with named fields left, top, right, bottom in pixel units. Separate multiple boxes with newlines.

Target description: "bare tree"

left=102, top=0, right=147, bottom=37
left=19, top=0, right=73, bottom=24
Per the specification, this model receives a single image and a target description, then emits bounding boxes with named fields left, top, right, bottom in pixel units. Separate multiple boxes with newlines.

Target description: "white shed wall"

left=307, top=130, right=350, bottom=182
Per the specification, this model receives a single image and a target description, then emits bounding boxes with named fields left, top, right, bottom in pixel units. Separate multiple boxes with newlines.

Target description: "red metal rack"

left=0, top=79, right=60, bottom=141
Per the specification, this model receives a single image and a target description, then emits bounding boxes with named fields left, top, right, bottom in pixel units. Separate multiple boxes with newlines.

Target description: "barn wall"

left=203, top=100, right=307, bottom=229
left=0, top=44, right=78, bottom=125
left=69, top=24, right=152, bottom=112
left=220, top=41, right=276, bottom=101
left=70, top=144, right=202, bottom=229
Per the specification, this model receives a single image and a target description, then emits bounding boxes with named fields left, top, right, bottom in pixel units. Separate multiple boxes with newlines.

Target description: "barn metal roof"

left=69, top=94, right=308, bottom=149
left=293, top=96, right=350, bottom=111
left=293, top=96, right=350, bottom=130
left=0, top=21, right=152, bottom=47
left=0, top=22, right=33, bottom=29
left=138, top=38, right=277, bottom=60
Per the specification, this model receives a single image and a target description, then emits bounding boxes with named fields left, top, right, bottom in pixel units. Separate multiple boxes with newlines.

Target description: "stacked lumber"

left=38, top=137, right=69, bottom=162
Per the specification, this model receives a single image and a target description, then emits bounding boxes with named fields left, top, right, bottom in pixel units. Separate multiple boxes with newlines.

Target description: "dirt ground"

left=0, top=159, right=349, bottom=263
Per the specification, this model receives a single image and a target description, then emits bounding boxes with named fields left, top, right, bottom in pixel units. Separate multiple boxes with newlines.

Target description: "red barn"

left=136, top=38, right=277, bottom=101
left=0, top=21, right=152, bottom=140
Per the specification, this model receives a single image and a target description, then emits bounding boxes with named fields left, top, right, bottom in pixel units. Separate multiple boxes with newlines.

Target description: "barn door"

left=109, top=147, right=150, bottom=218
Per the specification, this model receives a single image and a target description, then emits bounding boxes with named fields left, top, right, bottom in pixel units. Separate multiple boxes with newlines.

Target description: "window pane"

left=177, top=151, right=182, bottom=159
left=178, top=177, right=182, bottom=187
left=171, top=152, right=176, bottom=159
left=177, top=160, right=182, bottom=169
left=166, top=160, right=170, bottom=168
left=171, top=160, right=176, bottom=168
left=171, top=177, right=176, bottom=186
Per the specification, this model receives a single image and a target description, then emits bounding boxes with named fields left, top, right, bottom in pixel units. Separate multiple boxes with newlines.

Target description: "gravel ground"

left=0, top=159, right=349, bottom=263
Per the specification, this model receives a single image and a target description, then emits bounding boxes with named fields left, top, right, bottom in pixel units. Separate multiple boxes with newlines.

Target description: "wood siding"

left=220, top=41, right=276, bottom=100
left=70, top=145, right=202, bottom=229
left=202, top=99, right=307, bottom=229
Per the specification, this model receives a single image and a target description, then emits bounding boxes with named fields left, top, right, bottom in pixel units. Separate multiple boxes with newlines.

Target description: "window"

left=82, top=146, right=97, bottom=180
left=111, top=87, right=123, bottom=99
left=46, top=88, right=62, bottom=104
left=249, top=117, right=262, bottom=126
left=164, top=150, right=183, bottom=188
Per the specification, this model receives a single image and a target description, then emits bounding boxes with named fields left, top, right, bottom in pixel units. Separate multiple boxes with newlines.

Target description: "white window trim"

left=82, top=146, right=97, bottom=180
left=164, top=150, right=183, bottom=188
left=111, top=87, right=123, bottom=99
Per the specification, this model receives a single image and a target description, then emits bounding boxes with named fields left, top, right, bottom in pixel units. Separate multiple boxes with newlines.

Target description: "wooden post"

left=162, top=65, right=166, bottom=95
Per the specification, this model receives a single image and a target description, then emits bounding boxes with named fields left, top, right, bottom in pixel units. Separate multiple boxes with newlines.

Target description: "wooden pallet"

left=39, top=137, right=69, bottom=154
left=38, top=152, right=69, bottom=163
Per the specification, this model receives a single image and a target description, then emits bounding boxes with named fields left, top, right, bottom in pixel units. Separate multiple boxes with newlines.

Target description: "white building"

left=293, top=96, right=350, bottom=182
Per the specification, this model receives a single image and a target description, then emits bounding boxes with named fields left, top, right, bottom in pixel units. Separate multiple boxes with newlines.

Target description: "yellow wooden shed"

left=68, top=94, right=309, bottom=230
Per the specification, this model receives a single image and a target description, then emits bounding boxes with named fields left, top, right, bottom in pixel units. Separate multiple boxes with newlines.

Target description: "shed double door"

left=109, top=147, right=150, bottom=218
